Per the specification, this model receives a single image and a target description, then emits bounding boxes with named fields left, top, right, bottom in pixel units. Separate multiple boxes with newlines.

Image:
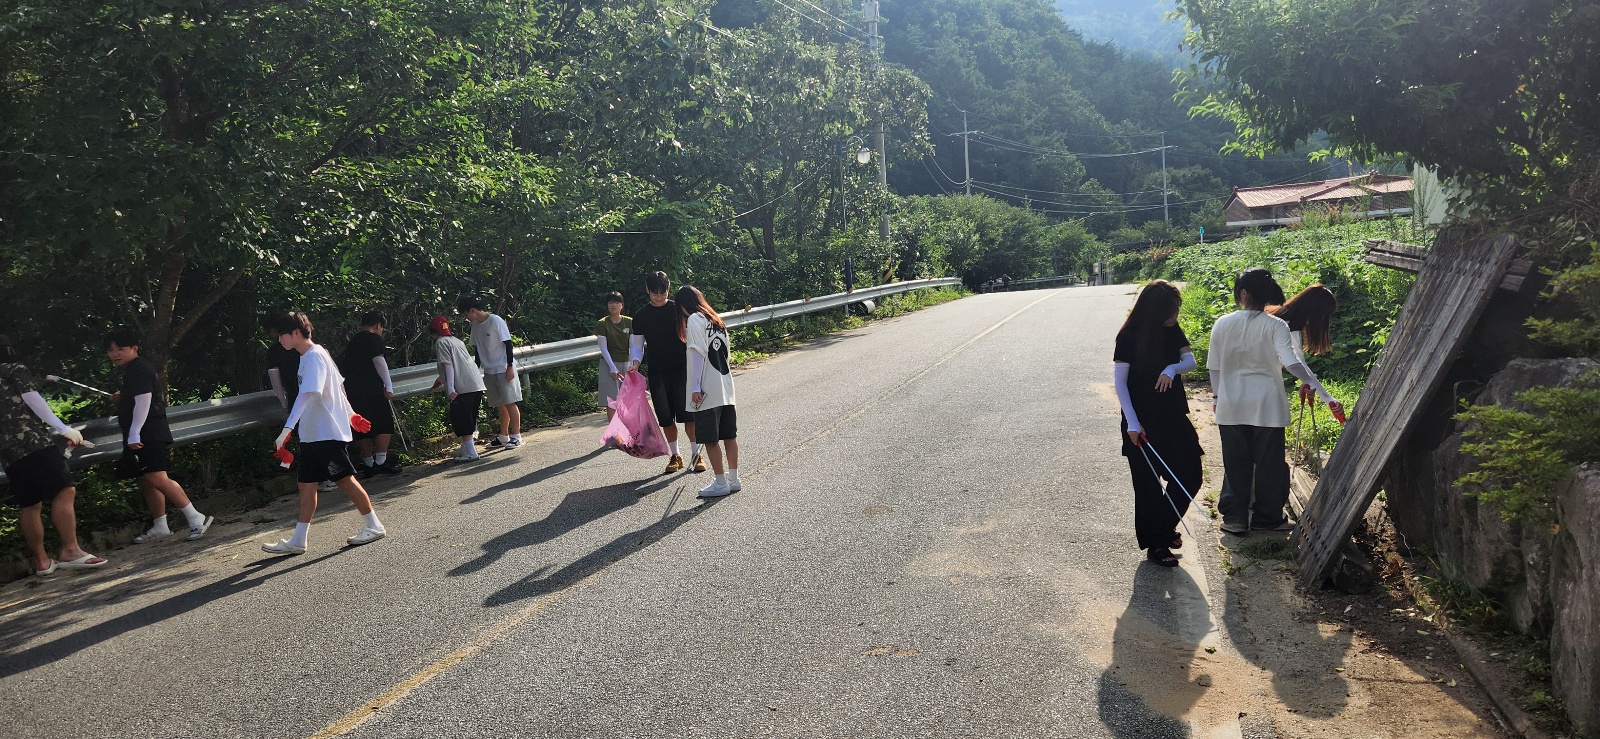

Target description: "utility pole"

left=950, top=109, right=979, bottom=196
left=865, top=0, right=888, bottom=241
left=1161, top=132, right=1170, bottom=228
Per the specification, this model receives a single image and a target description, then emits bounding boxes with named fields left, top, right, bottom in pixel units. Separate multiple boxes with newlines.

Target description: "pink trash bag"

left=602, top=370, right=670, bottom=459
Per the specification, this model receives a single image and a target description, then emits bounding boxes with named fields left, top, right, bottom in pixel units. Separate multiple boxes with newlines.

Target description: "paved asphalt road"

left=0, top=286, right=1235, bottom=738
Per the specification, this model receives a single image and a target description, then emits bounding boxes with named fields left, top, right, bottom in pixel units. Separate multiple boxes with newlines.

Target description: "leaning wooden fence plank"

left=1292, top=232, right=1521, bottom=586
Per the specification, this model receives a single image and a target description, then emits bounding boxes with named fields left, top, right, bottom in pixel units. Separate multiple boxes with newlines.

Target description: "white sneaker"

left=134, top=527, right=172, bottom=544
left=504, top=437, right=523, bottom=449
left=261, top=539, right=306, bottom=556
left=697, top=479, right=732, bottom=498
left=186, top=515, right=215, bottom=541
left=318, top=480, right=339, bottom=493
left=728, top=477, right=742, bottom=493
left=346, top=527, right=386, bottom=546
left=450, top=453, right=479, bottom=462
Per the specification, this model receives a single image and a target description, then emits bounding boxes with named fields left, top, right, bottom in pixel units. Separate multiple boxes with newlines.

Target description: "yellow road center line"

left=308, top=289, right=1062, bottom=738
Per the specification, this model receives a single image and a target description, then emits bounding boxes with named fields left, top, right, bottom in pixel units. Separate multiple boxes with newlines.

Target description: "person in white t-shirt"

left=457, top=297, right=522, bottom=449
left=428, top=315, right=487, bottom=461
left=676, top=286, right=739, bottom=498
left=1207, top=269, right=1342, bottom=537
left=261, top=312, right=387, bottom=555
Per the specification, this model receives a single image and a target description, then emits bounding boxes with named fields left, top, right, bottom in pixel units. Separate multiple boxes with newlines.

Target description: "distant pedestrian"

left=428, top=316, right=486, bottom=462
left=0, top=334, right=105, bottom=575
left=628, top=272, right=701, bottom=474
left=677, top=286, right=740, bottom=498
left=1112, top=281, right=1201, bottom=567
left=594, top=291, right=632, bottom=422
left=262, top=312, right=387, bottom=554
left=457, top=297, right=522, bottom=449
left=340, top=311, right=400, bottom=476
left=1208, top=269, right=1343, bottom=536
left=104, top=328, right=214, bottom=543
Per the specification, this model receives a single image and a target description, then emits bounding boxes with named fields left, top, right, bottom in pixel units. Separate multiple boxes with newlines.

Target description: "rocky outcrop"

left=1552, top=467, right=1600, bottom=738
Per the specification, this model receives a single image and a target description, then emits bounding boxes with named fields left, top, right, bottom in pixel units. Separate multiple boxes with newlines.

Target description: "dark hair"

left=456, top=297, right=485, bottom=313
left=0, top=334, right=15, bottom=362
left=1117, top=281, right=1183, bottom=361
left=645, top=271, right=670, bottom=295
left=268, top=312, right=314, bottom=338
left=605, top=291, right=624, bottom=306
left=104, top=327, right=142, bottom=350
left=360, top=311, right=386, bottom=328
left=674, top=285, right=725, bottom=341
left=1269, top=284, right=1338, bottom=355
left=1233, top=267, right=1286, bottom=310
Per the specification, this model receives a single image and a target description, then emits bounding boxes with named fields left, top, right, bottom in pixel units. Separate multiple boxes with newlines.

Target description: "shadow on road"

left=458, top=446, right=610, bottom=504
left=0, top=550, right=345, bottom=679
left=480, top=494, right=721, bottom=608
left=450, top=476, right=678, bottom=577
left=1096, top=561, right=1210, bottom=738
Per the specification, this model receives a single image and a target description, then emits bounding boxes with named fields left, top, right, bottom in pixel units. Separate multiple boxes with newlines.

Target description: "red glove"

left=273, top=447, right=295, bottom=470
left=1298, top=383, right=1315, bottom=406
left=1330, top=402, right=1348, bottom=424
left=351, top=414, right=372, bottom=433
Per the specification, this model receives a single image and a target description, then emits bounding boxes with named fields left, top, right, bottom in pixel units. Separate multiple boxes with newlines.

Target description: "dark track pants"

left=1216, top=424, right=1290, bottom=529
left=1126, top=442, right=1203, bottom=550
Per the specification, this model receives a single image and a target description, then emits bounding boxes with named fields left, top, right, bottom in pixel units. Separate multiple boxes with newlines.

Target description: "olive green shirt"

left=594, top=316, right=633, bottom=364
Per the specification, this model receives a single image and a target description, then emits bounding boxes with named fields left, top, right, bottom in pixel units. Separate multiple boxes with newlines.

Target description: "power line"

left=917, top=157, right=952, bottom=195
left=924, top=155, right=963, bottom=186
left=969, top=133, right=1167, bottom=160
left=768, top=0, right=868, bottom=45
left=660, top=6, right=755, bottom=47
left=969, top=178, right=1167, bottom=198
left=790, top=0, right=864, bottom=33
left=711, top=171, right=825, bottom=226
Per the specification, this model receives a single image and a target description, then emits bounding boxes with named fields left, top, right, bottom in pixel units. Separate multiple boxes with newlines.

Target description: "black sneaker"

left=375, top=459, right=402, bottom=475
left=359, top=463, right=379, bottom=480
left=486, top=437, right=506, bottom=449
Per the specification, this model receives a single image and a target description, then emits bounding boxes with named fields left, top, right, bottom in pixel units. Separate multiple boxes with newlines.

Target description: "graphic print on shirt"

left=705, top=326, right=730, bottom=375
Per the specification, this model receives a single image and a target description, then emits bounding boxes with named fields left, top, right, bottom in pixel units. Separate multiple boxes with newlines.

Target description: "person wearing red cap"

left=428, top=316, right=486, bottom=461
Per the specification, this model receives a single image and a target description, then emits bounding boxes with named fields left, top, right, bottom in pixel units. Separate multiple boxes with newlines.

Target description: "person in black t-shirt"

left=104, top=328, right=213, bottom=544
left=627, top=271, right=701, bottom=474
left=339, top=311, right=400, bottom=476
left=1111, top=281, right=1202, bottom=568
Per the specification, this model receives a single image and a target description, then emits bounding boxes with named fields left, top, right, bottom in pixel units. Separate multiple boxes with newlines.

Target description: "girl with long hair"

left=1208, top=269, right=1343, bottom=536
left=1113, top=280, right=1203, bottom=567
left=676, top=286, right=740, bottom=498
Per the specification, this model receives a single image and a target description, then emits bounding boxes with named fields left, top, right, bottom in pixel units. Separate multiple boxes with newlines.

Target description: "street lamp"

left=838, top=135, right=872, bottom=293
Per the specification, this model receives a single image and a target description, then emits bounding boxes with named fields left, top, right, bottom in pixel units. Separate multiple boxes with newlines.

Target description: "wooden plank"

left=1365, top=251, right=1425, bottom=273
left=1365, top=238, right=1430, bottom=259
left=1366, top=243, right=1531, bottom=293
left=1293, top=232, right=1521, bottom=586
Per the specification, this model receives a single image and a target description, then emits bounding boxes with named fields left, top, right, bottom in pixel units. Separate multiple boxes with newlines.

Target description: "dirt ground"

left=1092, top=387, right=1514, bottom=737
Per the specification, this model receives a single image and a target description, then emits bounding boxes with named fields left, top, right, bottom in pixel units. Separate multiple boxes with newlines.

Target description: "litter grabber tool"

left=45, top=374, right=112, bottom=397
left=1143, top=440, right=1213, bottom=522
left=388, top=399, right=410, bottom=452
left=1136, top=442, right=1192, bottom=537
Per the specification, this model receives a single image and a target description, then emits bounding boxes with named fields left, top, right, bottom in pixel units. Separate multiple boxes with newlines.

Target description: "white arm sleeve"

left=1113, top=362, right=1142, bottom=433
left=629, top=334, right=645, bottom=364
left=1288, top=330, right=1308, bottom=366
left=283, top=389, right=317, bottom=430
left=441, top=362, right=457, bottom=395
left=1160, top=351, right=1197, bottom=379
left=597, top=336, right=618, bottom=374
left=373, top=356, right=394, bottom=393
left=690, top=348, right=706, bottom=394
left=22, top=391, right=72, bottom=436
left=128, top=392, right=152, bottom=445
left=268, top=368, right=287, bottom=408
left=1285, top=363, right=1335, bottom=403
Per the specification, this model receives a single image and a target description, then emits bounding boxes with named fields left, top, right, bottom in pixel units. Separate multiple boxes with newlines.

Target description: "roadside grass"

left=729, top=286, right=969, bottom=367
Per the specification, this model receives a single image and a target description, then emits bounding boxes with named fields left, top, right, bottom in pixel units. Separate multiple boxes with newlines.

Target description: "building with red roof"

left=1223, top=172, right=1414, bottom=228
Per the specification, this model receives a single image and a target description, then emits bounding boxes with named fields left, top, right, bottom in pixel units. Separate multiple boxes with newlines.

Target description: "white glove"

left=62, top=427, right=84, bottom=447
left=274, top=427, right=292, bottom=450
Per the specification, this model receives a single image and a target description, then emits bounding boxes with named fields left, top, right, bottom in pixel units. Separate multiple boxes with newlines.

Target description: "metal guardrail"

left=17, top=278, right=962, bottom=476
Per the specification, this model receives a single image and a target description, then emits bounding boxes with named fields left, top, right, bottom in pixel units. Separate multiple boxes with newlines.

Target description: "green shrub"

left=1455, top=372, right=1600, bottom=522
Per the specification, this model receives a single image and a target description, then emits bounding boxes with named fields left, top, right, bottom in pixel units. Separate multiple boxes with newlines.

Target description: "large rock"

left=1552, top=466, right=1600, bottom=738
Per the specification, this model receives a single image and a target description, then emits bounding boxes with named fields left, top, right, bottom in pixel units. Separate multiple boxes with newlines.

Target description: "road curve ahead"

left=3, top=285, right=1221, bottom=738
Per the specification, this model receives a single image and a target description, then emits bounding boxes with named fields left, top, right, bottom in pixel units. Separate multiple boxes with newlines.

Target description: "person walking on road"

left=594, top=291, right=632, bottom=422
left=677, top=286, right=740, bottom=498
left=104, top=328, right=214, bottom=543
left=1112, top=281, right=1202, bottom=568
left=340, top=311, right=401, bottom=477
left=262, top=312, right=387, bottom=555
left=457, top=297, right=522, bottom=449
left=0, top=334, right=105, bottom=575
left=268, top=322, right=339, bottom=493
left=428, top=316, right=486, bottom=462
left=628, top=272, right=701, bottom=474
left=1208, top=269, right=1343, bottom=537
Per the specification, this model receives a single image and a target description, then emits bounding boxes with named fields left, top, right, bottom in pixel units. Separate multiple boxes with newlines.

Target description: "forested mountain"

left=1052, top=0, right=1182, bottom=57
left=0, top=0, right=1334, bottom=398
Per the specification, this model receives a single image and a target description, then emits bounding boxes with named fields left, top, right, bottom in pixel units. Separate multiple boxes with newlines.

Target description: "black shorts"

left=647, top=372, right=691, bottom=426
left=297, top=439, right=359, bottom=484
left=348, top=387, right=397, bottom=438
left=115, top=442, right=172, bottom=480
left=694, top=405, right=738, bottom=442
left=4, top=445, right=74, bottom=508
left=449, top=391, right=484, bottom=438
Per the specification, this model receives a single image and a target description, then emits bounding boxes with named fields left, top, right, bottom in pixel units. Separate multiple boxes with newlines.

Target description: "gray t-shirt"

left=435, top=336, right=487, bottom=395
